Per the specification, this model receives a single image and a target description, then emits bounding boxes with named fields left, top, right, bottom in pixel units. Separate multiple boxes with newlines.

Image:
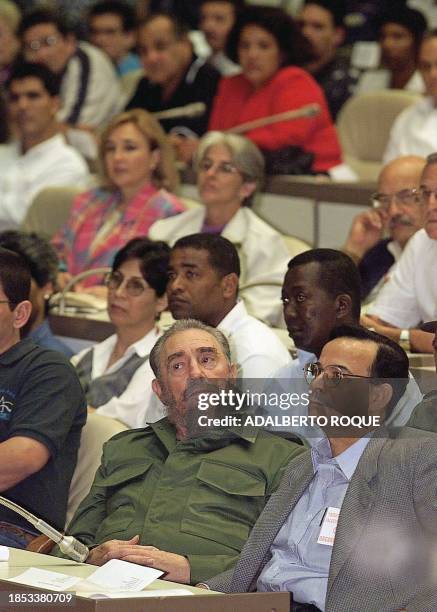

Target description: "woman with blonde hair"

left=52, top=108, right=184, bottom=288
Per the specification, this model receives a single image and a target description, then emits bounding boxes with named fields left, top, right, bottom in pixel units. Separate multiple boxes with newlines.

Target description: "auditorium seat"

left=21, top=186, right=82, bottom=239
left=336, top=90, right=422, bottom=181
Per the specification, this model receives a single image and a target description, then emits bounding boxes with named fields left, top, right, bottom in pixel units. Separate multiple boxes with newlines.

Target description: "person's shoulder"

left=153, top=188, right=186, bottom=212
left=408, top=228, right=434, bottom=253
left=251, top=428, right=306, bottom=455
left=77, top=41, right=115, bottom=70
left=239, top=208, right=281, bottom=238
left=274, top=66, right=319, bottom=87
left=102, top=424, right=159, bottom=460
left=149, top=207, right=202, bottom=240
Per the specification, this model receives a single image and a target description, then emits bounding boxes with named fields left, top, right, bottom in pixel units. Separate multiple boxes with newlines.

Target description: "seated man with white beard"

left=53, top=319, right=304, bottom=585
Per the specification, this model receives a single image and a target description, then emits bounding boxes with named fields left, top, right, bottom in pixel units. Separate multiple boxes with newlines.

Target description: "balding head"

left=376, top=155, right=426, bottom=247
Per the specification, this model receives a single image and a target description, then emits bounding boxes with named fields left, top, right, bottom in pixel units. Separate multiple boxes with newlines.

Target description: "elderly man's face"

left=153, top=329, right=236, bottom=437
left=308, top=337, right=391, bottom=435
left=376, top=161, right=425, bottom=248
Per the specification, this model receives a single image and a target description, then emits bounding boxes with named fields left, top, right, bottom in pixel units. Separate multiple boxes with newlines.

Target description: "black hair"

left=139, top=12, right=190, bottom=39
left=378, top=6, right=427, bottom=50
left=0, top=231, right=58, bottom=288
left=112, top=237, right=170, bottom=297
left=288, top=249, right=361, bottom=321
left=0, top=247, right=31, bottom=307
left=5, top=61, right=61, bottom=97
left=88, top=0, right=137, bottom=32
left=199, top=0, right=246, bottom=15
left=18, top=8, right=72, bottom=38
left=172, top=233, right=241, bottom=278
left=226, top=4, right=314, bottom=67
left=303, top=0, right=346, bottom=28
left=329, top=324, right=409, bottom=416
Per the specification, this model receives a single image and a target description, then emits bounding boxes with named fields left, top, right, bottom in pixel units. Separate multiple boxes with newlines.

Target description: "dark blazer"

left=207, top=427, right=437, bottom=612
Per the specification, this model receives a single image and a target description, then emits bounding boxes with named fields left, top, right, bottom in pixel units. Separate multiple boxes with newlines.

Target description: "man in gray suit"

left=206, top=326, right=437, bottom=612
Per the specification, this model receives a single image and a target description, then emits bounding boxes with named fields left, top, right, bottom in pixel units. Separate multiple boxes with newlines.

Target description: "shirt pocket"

left=96, top=461, right=154, bottom=537
left=180, top=460, right=266, bottom=553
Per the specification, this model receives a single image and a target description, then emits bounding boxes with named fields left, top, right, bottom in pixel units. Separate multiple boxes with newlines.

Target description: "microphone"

left=153, top=102, right=206, bottom=120
left=0, top=496, right=89, bottom=562
left=227, top=103, right=321, bottom=134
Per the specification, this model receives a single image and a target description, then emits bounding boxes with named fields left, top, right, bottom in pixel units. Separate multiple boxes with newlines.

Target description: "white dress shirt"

left=149, top=207, right=299, bottom=326
left=0, top=134, right=88, bottom=229
left=383, top=97, right=437, bottom=163
left=368, top=229, right=437, bottom=328
left=72, top=328, right=166, bottom=428
left=218, top=301, right=291, bottom=378
left=58, top=42, right=123, bottom=127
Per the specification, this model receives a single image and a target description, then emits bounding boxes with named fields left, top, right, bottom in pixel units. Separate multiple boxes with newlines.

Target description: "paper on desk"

left=0, top=546, right=9, bottom=561
left=7, top=568, right=80, bottom=591
left=87, top=559, right=163, bottom=592
left=78, top=589, right=193, bottom=599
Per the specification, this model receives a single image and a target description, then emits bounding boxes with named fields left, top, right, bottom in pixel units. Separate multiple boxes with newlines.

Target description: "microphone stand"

left=0, top=496, right=89, bottom=562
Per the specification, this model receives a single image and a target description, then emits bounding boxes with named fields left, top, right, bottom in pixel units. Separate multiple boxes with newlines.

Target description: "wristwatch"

left=399, top=329, right=411, bottom=352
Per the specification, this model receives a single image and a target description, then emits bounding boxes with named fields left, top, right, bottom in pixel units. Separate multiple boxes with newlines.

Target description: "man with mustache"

left=205, top=327, right=437, bottom=612
left=342, top=155, right=425, bottom=302
left=54, top=319, right=304, bottom=584
left=364, top=152, right=437, bottom=353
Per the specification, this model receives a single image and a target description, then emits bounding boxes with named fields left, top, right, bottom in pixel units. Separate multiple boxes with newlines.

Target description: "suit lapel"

left=230, top=450, right=315, bottom=592
left=327, top=436, right=386, bottom=596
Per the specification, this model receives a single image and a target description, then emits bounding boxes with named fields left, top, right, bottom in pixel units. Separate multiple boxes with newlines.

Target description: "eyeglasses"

left=0, top=300, right=11, bottom=305
left=198, top=158, right=241, bottom=176
left=304, top=362, right=372, bottom=387
left=371, top=189, right=422, bottom=211
left=24, top=35, right=59, bottom=53
left=105, top=271, right=150, bottom=296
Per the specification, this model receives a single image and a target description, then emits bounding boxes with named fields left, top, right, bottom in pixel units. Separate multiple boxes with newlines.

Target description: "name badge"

left=317, top=506, right=340, bottom=546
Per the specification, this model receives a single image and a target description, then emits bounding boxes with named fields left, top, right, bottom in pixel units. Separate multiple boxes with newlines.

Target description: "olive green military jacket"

left=57, top=418, right=304, bottom=584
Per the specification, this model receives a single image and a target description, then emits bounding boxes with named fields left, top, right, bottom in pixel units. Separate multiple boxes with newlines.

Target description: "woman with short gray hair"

left=149, top=131, right=308, bottom=326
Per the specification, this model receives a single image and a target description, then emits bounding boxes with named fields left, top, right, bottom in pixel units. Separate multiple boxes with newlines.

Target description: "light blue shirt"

left=257, top=435, right=370, bottom=610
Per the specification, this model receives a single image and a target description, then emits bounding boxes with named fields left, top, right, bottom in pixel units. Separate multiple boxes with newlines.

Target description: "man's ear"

left=51, top=95, right=61, bottom=116
left=221, top=273, right=239, bottom=299
left=152, top=378, right=164, bottom=401
left=12, top=300, right=32, bottom=330
left=369, top=382, right=393, bottom=418
left=335, top=294, right=353, bottom=321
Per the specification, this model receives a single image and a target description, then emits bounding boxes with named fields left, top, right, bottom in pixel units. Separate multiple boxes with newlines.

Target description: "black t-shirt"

left=0, top=339, right=86, bottom=530
left=126, top=55, right=221, bottom=136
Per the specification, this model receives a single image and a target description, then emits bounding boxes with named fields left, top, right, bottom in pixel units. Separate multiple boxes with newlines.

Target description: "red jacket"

left=209, top=66, right=342, bottom=172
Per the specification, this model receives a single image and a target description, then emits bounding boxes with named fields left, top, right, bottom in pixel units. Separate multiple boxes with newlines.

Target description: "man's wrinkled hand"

left=108, top=544, right=191, bottom=583
left=86, top=535, right=140, bottom=565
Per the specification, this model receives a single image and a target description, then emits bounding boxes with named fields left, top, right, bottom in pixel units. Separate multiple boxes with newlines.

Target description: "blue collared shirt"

left=257, top=435, right=370, bottom=611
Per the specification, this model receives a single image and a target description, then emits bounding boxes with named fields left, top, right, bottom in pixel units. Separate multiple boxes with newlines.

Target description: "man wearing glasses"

left=342, top=155, right=425, bottom=302
left=19, top=8, right=121, bottom=127
left=364, top=153, right=437, bottom=353
left=206, top=326, right=437, bottom=612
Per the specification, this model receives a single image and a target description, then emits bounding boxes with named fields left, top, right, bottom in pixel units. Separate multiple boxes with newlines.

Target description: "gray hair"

left=194, top=131, right=265, bottom=206
left=0, top=0, right=21, bottom=32
left=150, top=318, right=232, bottom=379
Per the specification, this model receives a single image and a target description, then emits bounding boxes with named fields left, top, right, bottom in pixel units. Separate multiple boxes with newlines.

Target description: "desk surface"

left=0, top=549, right=290, bottom=611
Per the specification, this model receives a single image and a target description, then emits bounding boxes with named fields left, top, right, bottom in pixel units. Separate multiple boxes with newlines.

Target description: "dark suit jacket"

left=207, top=427, right=437, bottom=612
